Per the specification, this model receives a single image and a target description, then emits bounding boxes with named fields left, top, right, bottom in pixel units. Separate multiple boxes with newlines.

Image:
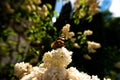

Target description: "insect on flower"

left=51, top=37, right=65, bottom=49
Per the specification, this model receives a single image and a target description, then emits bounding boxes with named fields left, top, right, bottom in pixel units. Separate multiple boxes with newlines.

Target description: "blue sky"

left=54, top=0, right=120, bottom=17
left=99, top=0, right=111, bottom=12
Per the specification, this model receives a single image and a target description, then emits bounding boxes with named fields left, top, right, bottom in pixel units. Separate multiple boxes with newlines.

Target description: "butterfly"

left=51, top=37, right=65, bottom=49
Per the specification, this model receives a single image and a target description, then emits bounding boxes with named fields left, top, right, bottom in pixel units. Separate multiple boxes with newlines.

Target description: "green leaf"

left=86, top=15, right=93, bottom=22
left=77, top=32, right=82, bottom=35
left=46, top=3, right=52, bottom=10
left=78, top=36, right=81, bottom=39
left=74, top=19, right=80, bottom=24
left=80, top=0, right=85, bottom=5
left=53, top=10, right=59, bottom=18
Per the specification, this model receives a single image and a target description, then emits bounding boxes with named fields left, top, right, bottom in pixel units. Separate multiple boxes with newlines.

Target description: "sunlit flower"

left=61, top=24, right=75, bottom=40
left=42, top=47, right=72, bottom=80
left=74, top=43, right=81, bottom=48
left=42, top=47, right=73, bottom=68
left=74, top=0, right=81, bottom=12
left=38, top=5, right=48, bottom=19
left=83, top=30, right=93, bottom=36
left=87, top=41, right=101, bottom=53
left=104, top=78, right=111, bottom=80
left=14, top=47, right=100, bottom=80
left=86, top=0, right=100, bottom=15
left=67, top=67, right=100, bottom=80
left=62, top=24, right=70, bottom=33
left=42, top=51, right=53, bottom=68
left=42, top=66, right=67, bottom=80
left=14, top=62, right=33, bottom=78
left=21, top=66, right=46, bottom=80
left=88, top=2, right=100, bottom=15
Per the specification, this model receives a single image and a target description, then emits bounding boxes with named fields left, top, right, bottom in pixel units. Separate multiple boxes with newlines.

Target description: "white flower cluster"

left=20, top=0, right=47, bottom=19
left=14, top=62, right=33, bottom=78
left=103, top=78, right=111, bottom=80
left=74, top=0, right=81, bottom=12
left=42, top=66, right=67, bottom=80
left=83, top=30, right=93, bottom=36
left=67, top=67, right=100, bottom=80
left=14, top=47, right=100, bottom=80
left=87, top=41, right=101, bottom=53
left=43, top=47, right=73, bottom=68
left=37, top=5, right=48, bottom=19
left=74, top=0, right=100, bottom=17
left=61, top=24, right=75, bottom=40
left=21, top=67, right=46, bottom=80
left=86, top=0, right=100, bottom=15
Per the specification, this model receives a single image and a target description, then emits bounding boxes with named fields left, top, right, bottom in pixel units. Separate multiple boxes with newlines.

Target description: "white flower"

left=74, top=43, right=80, bottom=48
left=104, top=78, right=111, bottom=80
left=42, top=47, right=73, bottom=80
left=83, top=30, right=93, bottom=36
left=38, top=5, right=48, bottom=19
left=42, top=66, right=67, bottom=80
left=14, top=62, right=33, bottom=78
left=42, top=47, right=73, bottom=68
left=14, top=47, right=101, bottom=80
left=61, top=24, right=75, bottom=40
left=92, top=75, right=101, bottom=80
left=42, top=51, right=52, bottom=68
left=88, top=2, right=100, bottom=15
left=21, top=66, right=46, bottom=80
left=62, top=24, right=70, bottom=32
left=67, top=67, right=100, bottom=80
left=87, top=41, right=101, bottom=53
left=74, top=0, right=81, bottom=12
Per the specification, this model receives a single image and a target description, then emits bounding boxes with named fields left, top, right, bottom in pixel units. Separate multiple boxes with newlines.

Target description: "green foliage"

left=0, top=0, right=57, bottom=79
